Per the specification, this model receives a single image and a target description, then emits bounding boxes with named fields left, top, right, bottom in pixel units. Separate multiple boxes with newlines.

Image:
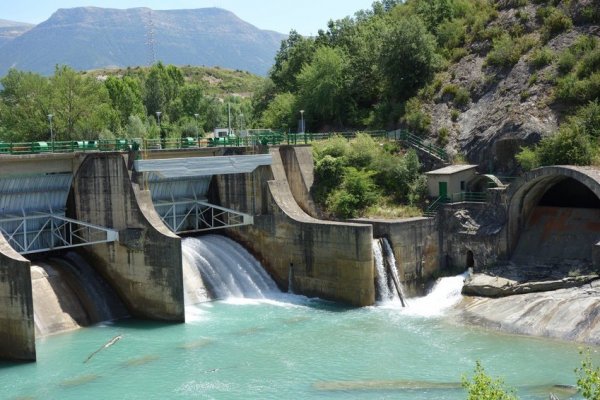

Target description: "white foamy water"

left=400, top=273, right=467, bottom=317
left=182, top=235, right=281, bottom=303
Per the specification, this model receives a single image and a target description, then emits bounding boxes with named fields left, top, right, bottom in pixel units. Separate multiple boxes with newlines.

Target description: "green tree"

left=270, top=30, right=315, bottom=93
left=327, top=167, right=379, bottom=218
left=143, top=62, right=184, bottom=120
left=297, top=46, right=351, bottom=127
left=0, top=69, right=52, bottom=141
left=462, top=361, right=518, bottom=400
left=379, top=15, right=438, bottom=101
left=260, top=92, right=296, bottom=131
left=105, top=75, right=145, bottom=128
left=50, top=66, right=114, bottom=140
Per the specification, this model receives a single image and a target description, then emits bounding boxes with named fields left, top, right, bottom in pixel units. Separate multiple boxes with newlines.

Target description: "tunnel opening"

left=511, top=176, right=600, bottom=276
left=466, top=250, right=474, bottom=269
left=538, top=178, right=600, bottom=208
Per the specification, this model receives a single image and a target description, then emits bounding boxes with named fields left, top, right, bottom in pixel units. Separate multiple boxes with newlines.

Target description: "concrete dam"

left=1, top=146, right=599, bottom=361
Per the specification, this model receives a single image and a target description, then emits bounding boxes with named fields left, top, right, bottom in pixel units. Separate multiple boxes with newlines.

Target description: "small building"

left=425, top=164, right=478, bottom=199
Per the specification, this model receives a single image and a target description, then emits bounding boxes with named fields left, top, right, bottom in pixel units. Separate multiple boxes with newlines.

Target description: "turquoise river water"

left=1, top=290, right=598, bottom=399
left=1, top=235, right=598, bottom=399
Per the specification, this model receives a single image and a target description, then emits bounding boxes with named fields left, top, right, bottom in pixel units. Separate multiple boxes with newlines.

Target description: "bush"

left=529, top=47, right=554, bottom=69
left=576, top=349, right=600, bottom=400
left=402, top=98, right=431, bottom=135
left=462, top=361, right=518, bottom=400
left=437, top=126, right=450, bottom=146
left=451, top=109, right=460, bottom=122
left=516, top=146, right=540, bottom=171
left=486, top=33, right=537, bottom=68
left=557, top=50, right=577, bottom=75
left=541, top=7, right=573, bottom=40
left=312, top=134, right=349, bottom=160
left=347, top=133, right=380, bottom=169
left=313, top=155, right=346, bottom=203
left=577, top=47, right=600, bottom=79
left=571, top=100, right=600, bottom=138
left=327, top=167, right=379, bottom=218
left=537, top=125, right=594, bottom=166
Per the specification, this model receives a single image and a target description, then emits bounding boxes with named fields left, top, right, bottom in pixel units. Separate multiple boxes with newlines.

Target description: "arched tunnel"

left=508, top=167, right=600, bottom=275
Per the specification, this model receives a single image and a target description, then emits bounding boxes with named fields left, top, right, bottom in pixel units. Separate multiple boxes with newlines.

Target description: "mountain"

left=0, top=7, right=285, bottom=76
left=0, top=19, right=34, bottom=49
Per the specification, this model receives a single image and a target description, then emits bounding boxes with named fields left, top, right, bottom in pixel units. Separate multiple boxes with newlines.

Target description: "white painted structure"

left=425, top=164, right=478, bottom=198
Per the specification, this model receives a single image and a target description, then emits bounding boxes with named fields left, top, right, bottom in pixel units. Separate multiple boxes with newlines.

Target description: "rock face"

left=0, top=7, right=284, bottom=76
left=423, top=3, right=600, bottom=174
left=455, top=280, right=600, bottom=344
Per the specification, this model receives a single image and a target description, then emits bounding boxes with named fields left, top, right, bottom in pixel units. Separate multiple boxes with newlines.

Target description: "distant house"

left=425, top=165, right=478, bottom=199
left=212, top=128, right=231, bottom=139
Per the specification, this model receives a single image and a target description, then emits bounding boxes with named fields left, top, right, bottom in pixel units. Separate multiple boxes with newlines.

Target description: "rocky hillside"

left=0, top=7, right=285, bottom=77
left=0, top=19, right=33, bottom=49
left=419, top=0, right=599, bottom=174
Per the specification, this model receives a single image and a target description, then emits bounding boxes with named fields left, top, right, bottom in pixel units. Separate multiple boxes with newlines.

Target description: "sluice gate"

left=134, top=154, right=271, bottom=234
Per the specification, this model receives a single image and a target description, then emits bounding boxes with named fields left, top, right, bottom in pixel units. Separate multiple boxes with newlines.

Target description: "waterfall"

left=373, top=238, right=405, bottom=306
left=31, top=253, right=128, bottom=337
left=182, top=235, right=281, bottom=303
left=402, top=273, right=467, bottom=317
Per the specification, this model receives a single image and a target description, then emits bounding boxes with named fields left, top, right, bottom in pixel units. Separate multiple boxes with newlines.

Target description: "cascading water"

left=31, top=252, right=128, bottom=336
left=373, top=238, right=406, bottom=306
left=401, top=273, right=467, bottom=317
left=182, top=235, right=281, bottom=304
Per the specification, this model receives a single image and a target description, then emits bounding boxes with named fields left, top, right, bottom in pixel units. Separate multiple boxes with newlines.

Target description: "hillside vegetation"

left=256, top=0, right=600, bottom=173
left=0, top=63, right=264, bottom=142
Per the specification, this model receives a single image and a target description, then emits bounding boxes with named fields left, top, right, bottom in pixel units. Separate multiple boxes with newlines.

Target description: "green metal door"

left=439, top=181, right=448, bottom=199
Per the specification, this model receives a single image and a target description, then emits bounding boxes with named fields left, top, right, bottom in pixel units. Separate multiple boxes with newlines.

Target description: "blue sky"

left=1, top=1, right=375, bottom=36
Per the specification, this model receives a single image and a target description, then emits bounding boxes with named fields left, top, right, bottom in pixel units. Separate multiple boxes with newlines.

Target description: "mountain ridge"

left=0, top=7, right=285, bottom=76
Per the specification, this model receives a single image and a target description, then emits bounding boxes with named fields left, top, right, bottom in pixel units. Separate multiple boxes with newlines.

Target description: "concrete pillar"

left=71, top=153, right=184, bottom=321
left=0, top=237, right=35, bottom=361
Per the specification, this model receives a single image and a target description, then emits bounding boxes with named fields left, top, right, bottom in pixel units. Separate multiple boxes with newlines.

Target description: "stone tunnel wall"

left=71, top=153, right=184, bottom=321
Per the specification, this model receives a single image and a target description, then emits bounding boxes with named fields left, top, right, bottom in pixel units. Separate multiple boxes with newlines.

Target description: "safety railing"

left=388, top=129, right=448, bottom=162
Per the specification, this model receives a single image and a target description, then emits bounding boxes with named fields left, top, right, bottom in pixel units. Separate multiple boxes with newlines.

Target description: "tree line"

left=0, top=63, right=255, bottom=143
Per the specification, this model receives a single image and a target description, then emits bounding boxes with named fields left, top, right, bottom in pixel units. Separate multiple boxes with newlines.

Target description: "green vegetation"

left=462, top=361, right=518, bottom=400
left=312, top=134, right=426, bottom=219
left=463, top=352, right=600, bottom=400
left=0, top=63, right=263, bottom=143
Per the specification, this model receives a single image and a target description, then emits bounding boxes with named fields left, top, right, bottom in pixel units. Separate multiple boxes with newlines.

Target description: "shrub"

left=454, top=87, right=471, bottom=107
left=577, top=47, right=600, bottom=79
left=537, top=125, right=594, bottom=166
left=437, top=126, right=450, bottom=146
left=555, top=72, right=600, bottom=105
left=451, top=109, right=460, bottom=122
left=529, top=47, right=554, bottom=69
left=402, top=98, right=431, bottom=135
left=312, top=134, right=349, bottom=160
left=571, top=100, right=600, bottom=138
left=541, top=7, right=573, bottom=40
left=313, top=155, right=345, bottom=204
left=516, top=146, right=540, bottom=171
left=557, top=50, right=577, bottom=75
left=346, top=133, right=380, bottom=169
left=327, top=167, right=379, bottom=218
left=486, top=33, right=537, bottom=68
left=462, top=361, right=518, bottom=400
left=576, top=349, right=600, bottom=400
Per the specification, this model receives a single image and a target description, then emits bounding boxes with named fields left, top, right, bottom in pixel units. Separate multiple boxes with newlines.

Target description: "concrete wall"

left=439, top=201, right=508, bottom=273
left=71, top=153, right=184, bottom=321
left=216, top=147, right=375, bottom=306
left=362, top=218, right=440, bottom=296
left=278, top=145, right=320, bottom=217
left=0, top=236, right=35, bottom=361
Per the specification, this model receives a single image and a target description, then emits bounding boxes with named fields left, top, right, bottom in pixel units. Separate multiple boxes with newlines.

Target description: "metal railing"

left=389, top=129, right=448, bottom=162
